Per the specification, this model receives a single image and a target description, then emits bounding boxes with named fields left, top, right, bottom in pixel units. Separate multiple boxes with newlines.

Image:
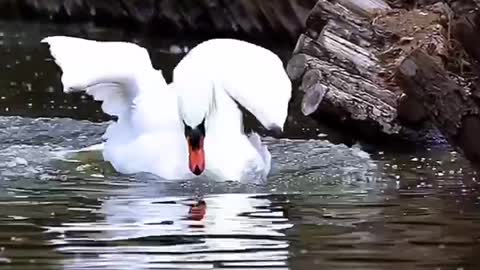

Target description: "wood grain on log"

left=288, top=0, right=413, bottom=135
left=337, top=0, right=391, bottom=17
left=291, top=32, right=401, bottom=133
left=306, top=0, right=387, bottom=44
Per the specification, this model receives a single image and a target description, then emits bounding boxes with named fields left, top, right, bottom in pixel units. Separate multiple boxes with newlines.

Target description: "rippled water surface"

left=0, top=21, right=479, bottom=270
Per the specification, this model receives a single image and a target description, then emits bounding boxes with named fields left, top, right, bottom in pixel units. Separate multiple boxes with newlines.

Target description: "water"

left=0, top=20, right=479, bottom=270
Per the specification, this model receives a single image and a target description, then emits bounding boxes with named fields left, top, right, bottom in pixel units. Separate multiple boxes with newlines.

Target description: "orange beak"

left=188, top=137, right=205, bottom=175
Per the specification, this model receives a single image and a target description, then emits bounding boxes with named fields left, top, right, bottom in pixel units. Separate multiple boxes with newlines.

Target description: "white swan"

left=42, top=36, right=292, bottom=182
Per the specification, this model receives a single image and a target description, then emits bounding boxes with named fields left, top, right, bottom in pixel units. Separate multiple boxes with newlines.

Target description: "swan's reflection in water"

left=45, top=185, right=292, bottom=269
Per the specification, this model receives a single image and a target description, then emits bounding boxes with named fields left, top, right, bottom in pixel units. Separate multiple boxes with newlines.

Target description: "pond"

left=0, top=20, right=479, bottom=270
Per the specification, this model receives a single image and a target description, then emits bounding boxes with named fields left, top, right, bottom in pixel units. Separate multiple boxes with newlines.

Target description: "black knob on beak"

left=267, top=124, right=283, bottom=138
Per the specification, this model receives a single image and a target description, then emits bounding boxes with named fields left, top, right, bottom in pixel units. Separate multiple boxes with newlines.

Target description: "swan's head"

left=176, top=81, right=213, bottom=176
left=183, top=118, right=206, bottom=176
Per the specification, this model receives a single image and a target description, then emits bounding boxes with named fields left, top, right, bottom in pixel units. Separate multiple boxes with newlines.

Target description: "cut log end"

left=301, top=84, right=328, bottom=116
left=286, top=53, right=309, bottom=81
left=398, top=59, right=418, bottom=77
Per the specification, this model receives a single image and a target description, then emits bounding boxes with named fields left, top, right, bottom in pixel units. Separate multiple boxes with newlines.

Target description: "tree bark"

left=397, top=49, right=480, bottom=168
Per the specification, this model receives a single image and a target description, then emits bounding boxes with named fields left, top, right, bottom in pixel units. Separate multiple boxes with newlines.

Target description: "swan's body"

left=42, top=36, right=291, bottom=182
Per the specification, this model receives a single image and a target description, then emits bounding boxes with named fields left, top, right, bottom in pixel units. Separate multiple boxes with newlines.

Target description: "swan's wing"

left=42, top=36, right=167, bottom=118
left=42, top=36, right=178, bottom=138
left=174, top=39, right=292, bottom=133
left=43, top=36, right=191, bottom=179
left=221, top=42, right=292, bottom=133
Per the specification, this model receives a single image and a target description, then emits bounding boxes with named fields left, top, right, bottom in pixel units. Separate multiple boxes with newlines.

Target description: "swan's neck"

left=205, top=86, right=244, bottom=137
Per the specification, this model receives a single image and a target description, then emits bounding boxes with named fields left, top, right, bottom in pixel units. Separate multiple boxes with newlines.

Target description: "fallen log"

left=397, top=49, right=480, bottom=168
left=287, top=0, right=451, bottom=139
left=288, top=0, right=480, bottom=167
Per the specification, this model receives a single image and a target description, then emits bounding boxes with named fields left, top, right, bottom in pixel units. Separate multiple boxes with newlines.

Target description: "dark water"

left=0, top=20, right=479, bottom=270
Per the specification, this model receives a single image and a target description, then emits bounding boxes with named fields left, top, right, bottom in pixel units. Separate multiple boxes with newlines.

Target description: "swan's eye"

left=198, top=118, right=206, bottom=135
left=183, top=122, right=192, bottom=137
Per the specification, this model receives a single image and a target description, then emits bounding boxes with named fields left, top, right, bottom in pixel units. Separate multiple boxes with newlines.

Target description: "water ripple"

left=0, top=20, right=479, bottom=270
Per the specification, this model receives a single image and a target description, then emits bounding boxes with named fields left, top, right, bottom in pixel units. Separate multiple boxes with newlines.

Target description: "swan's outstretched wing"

left=43, top=36, right=189, bottom=179
left=173, top=39, right=292, bottom=133
left=42, top=36, right=179, bottom=136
